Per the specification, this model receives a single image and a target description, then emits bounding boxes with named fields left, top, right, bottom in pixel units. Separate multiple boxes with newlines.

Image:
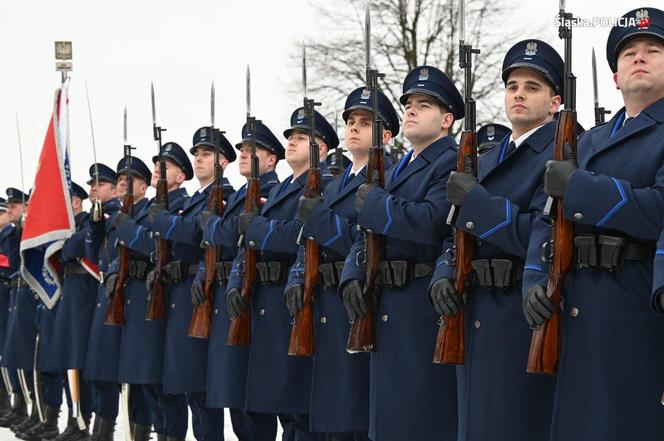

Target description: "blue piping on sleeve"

left=479, top=199, right=512, bottom=239
left=128, top=225, right=143, bottom=248
left=596, top=178, right=627, bottom=227
left=260, top=220, right=276, bottom=251
left=164, top=216, right=178, bottom=239
left=322, top=215, right=343, bottom=247
left=382, top=197, right=393, bottom=235
left=524, top=265, right=543, bottom=272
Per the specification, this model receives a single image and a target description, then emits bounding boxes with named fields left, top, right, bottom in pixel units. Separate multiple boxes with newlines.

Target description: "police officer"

left=476, top=123, right=510, bottom=155
left=150, top=127, right=236, bottom=441
left=430, top=39, right=562, bottom=441
left=526, top=7, right=664, bottom=441
left=101, top=155, right=157, bottom=440
left=111, top=143, right=193, bottom=441
left=0, top=194, right=25, bottom=428
left=1, top=187, right=39, bottom=433
left=284, top=86, right=399, bottom=440
left=83, top=163, right=122, bottom=441
left=339, top=66, right=462, bottom=441
left=0, top=198, right=12, bottom=418
left=223, top=110, right=336, bottom=441
left=197, top=120, right=282, bottom=441
left=46, top=181, right=96, bottom=441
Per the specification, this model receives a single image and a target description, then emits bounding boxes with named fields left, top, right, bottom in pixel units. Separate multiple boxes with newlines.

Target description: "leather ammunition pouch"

left=126, top=260, right=149, bottom=281
left=471, top=259, right=523, bottom=290
left=255, top=261, right=291, bottom=285
left=162, top=261, right=198, bottom=284
left=574, top=234, right=654, bottom=270
left=318, top=262, right=346, bottom=289
left=215, top=261, right=234, bottom=285
left=375, top=261, right=434, bottom=288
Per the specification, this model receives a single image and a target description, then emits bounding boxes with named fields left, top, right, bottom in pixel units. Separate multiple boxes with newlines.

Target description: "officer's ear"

left=219, top=157, right=229, bottom=170
left=382, top=129, right=393, bottom=145
left=549, top=94, right=562, bottom=114
left=266, top=154, right=278, bottom=171
left=175, top=171, right=185, bottom=186
left=441, top=112, right=454, bottom=130
left=613, top=72, right=620, bottom=90
left=317, top=141, right=328, bottom=160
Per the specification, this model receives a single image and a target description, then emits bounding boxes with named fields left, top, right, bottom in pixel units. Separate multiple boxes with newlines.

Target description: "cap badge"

left=487, top=125, right=495, bottom=140
left=361, top=89, right=371, bottom=100
left=636, top=9, right=650, bottom=29
left=525, top=42, right=538, bottom=56
left=418, top=68, right=429, bottom=81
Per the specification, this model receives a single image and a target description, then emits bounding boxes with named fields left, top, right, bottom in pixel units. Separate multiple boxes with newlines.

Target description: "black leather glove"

left=447, top=171, right=478, bottom=206
left=89, top=215, right=105, bottom=235
left=295, top=195, right=322, bottom=224
left=355, top=171, right=380, bottom=212
left=148, top=202, right=167, bottom=222
left=197, top=210, right=215, bottom=231
left=112, top=212, right=131, bottom=230
left=342, top=279, right=367, bottom=322
left=104, top=273, right=119, bottom=299
left=191, top=280, right=205, bottom=306
left=522, top=285, right=555, bottom=327
left=285, top=284, right=304, bottom=316
left=429, top=278, right=464, bottom=316
left=226, top=288, right=248, bottom=319
left=238, top=211, right=257, bottom=235
left=544, top=159, right=577, bottom=199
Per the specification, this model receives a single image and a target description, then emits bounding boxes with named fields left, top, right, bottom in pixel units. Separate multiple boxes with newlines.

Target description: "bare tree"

left=294, top=0, right=519, bottom=148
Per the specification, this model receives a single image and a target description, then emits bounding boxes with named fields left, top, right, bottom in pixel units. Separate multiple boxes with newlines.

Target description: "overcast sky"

left=0, top=0, right=644, bottom=204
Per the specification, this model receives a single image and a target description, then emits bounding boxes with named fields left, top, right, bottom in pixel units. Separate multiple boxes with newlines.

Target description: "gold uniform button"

left=474, top=320, right=481, bottom=328
left=249, top=241, right=256, bottom=247
left=381, top=314, right=389, bottom=322
left=570, top=307, right=579, bottom=317
left=573, top=212, right=584, bottom=221
left=259, top=308, right=265, bottom=316
left=320, top=316, right=327, bottom=324
left=466, top=221, right=475, bottom=230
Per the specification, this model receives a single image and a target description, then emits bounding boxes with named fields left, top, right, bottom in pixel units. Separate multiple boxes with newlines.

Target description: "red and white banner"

left=20, top=79, right=76, bottom=309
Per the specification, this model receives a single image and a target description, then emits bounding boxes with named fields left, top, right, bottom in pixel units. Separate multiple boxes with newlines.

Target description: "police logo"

left=361, top=89, right=371, bottom=100
left=525, top=42, right=538, bottom=56
left=487, top=125, right=495, bottom=141
left=418, top=68, right=429, bottom=81
left=297, top=108, right=305, bottom=120
left=42, top=265, right=56, bottom=287
left=636, top=9, right=650, bottom=29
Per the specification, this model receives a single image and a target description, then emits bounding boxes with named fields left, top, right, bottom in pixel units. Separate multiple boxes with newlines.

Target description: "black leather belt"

left=256, top=261, right=292, bottom=285
left=573, top=234, right=654, bottom=270
left=471, top=259, right=523, bottom=290
left=215, top=261, right=234, bottom=285
left=162, top=261, right=198, bottom=284
left=375, top=261, right=434, bottom=288
left=126, top=260, right=150, bottom=281
left=64, top=262, right=90, bottom=277
left=319, top=262, right=346, bottom=288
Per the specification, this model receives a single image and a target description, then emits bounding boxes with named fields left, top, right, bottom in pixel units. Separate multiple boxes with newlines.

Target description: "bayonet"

left=365, top=5, right=371, bottom=69
left=592, top=47, right=611, bottom=125
left=84, top=83, right=103, bottom=221
left=246, top=65, right=251, bottom=117
left=15, top=114, right=26, bottom=209
left=211, top=81, right=216, bottom=128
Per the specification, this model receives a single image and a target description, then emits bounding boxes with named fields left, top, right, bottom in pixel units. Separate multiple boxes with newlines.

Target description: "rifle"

left=526, top=0, right=577, bottom=375
left=189, top=83, right=225, bottom=338
left=227, top=66, right=260, bottom=346
left=433, top=0, right=479, bottom=365
left=592, top=47, right=611, bottom=126
left=288, top=43, right=320, bottom=356
left=146, top=83, right=169, bottom=321
left=346, top=5, right=384, bottom=353
left=105, top=108, right=134, bottom=326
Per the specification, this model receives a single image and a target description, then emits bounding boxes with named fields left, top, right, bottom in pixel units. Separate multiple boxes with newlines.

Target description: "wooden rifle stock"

left=105, top=192, right=133, bottom=326
left=527, top=110, right=576, bottom=374
left=346, top=147, right=384, bottom=353
left=189, top=176, right=225, bottom=338
left=145, top=175, right=169, bottom=321
left=288, top=169, right=321, bottom=356
left=433, top=130, right=477, bottom=365
left=227, top=177, right=260, bottom=346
